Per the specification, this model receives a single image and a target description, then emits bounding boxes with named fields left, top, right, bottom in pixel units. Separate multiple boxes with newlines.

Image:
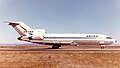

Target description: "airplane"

left=3, top=21, right=117, bottom=49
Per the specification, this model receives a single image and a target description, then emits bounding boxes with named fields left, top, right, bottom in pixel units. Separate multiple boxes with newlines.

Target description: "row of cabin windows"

left=24, top=31, right=45, bottom=33
left=86, top=35, right=112, bottom=39
left=44, top=37, right=104, bottom=39
left=86, top=35, right=98, bottom=37
left=44, top=37, right=112, bottom=39
left=24, top=31, right=33, bottom=33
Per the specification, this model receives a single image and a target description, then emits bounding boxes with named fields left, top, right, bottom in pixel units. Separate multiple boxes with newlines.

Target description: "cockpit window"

left=106, top=37, right=112, bottom=39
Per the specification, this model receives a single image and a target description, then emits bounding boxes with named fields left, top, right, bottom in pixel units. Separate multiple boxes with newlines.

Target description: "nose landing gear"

left=101, top=45, right=105, bottom=49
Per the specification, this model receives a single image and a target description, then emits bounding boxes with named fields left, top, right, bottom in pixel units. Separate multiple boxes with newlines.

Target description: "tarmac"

left=0, top=45, right=120, bottom=53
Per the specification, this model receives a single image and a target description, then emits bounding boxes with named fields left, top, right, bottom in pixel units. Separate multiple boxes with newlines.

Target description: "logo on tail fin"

left=19, top=25, right=27, bottom=32
left=8, top=23, right=19, bottom=27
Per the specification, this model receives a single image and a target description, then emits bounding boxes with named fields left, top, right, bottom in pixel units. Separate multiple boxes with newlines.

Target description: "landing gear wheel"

left=101, top=46, right=104, bottom=49
left=101, top=45, right=105, bottom=49
left=52, top=44, right=61, bottom=49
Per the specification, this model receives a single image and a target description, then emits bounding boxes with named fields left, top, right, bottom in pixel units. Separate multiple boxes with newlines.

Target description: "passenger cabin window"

left=86, top=35, right=98, bottom=37
left=106, top=37, right=112, bottom=39
left=24, top=31, right=33, bottom=33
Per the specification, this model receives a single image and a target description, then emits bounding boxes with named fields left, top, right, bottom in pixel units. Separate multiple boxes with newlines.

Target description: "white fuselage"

left=29, top=33, right=116, bottom=45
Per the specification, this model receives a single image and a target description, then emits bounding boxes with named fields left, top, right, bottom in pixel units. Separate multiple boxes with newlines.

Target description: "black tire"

left=101, top=46, right=104, bottom=49
left=52, top=44, right=61, bottom=49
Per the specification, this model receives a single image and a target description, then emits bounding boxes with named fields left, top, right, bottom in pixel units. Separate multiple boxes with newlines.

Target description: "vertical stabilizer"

left=3, top=21, right=33, bottom=36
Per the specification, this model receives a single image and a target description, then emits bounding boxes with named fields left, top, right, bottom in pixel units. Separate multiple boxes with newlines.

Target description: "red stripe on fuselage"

left=19, top=26, right=27, bottom=32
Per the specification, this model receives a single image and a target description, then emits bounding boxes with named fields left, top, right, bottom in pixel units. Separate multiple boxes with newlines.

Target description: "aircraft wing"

left=30, top=40, right=73, bottom=45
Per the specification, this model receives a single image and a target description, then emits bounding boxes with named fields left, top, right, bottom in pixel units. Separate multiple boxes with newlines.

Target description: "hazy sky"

left=0, top=0, right=120, bottom=44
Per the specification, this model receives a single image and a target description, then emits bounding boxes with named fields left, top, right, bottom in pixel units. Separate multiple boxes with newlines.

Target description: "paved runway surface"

left=0, top=46, right=120, bottom=52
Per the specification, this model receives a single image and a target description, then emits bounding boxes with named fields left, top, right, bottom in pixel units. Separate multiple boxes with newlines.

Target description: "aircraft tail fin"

left=3, top=21, right=33, bottom=36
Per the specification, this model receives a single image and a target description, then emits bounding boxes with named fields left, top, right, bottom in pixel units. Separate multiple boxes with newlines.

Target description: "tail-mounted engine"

left=18, top=36, right=44, bottom=41
left=28, top=36, right=44, bottom=40
left=18, top=36, right=29, bottom=41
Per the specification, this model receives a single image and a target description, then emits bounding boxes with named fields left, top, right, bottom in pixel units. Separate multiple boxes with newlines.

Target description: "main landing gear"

left=52, top=44, right=61, bottom=49
left=101, top=45, right=105, bottom=49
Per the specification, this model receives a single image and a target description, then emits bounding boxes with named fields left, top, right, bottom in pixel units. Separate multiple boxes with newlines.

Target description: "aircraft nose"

left=113, top=40, right=117, bottom=43
left=112, top=39, right=117, bottom=43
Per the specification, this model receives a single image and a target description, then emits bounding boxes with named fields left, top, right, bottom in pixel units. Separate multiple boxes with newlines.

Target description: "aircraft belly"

left=31, top=40, right=72, bottom=45
left=73, top=40, right=99, bottom=45
left=73, top=40, right=113, bottom=45
left=31, top=39, right=113, bottom=45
